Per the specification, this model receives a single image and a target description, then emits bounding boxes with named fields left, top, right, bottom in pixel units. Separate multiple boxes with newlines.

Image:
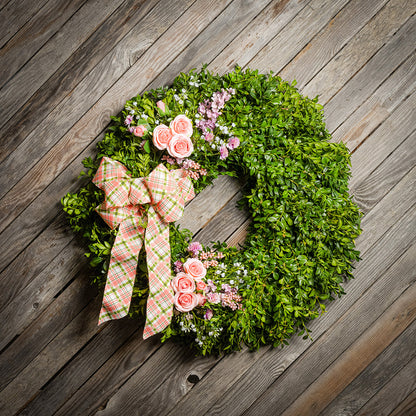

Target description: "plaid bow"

left=92, top=157, right=195, bottom=339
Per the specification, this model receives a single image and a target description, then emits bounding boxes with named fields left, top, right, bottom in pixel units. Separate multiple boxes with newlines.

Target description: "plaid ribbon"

left=92, top=157, right=195, bottom=339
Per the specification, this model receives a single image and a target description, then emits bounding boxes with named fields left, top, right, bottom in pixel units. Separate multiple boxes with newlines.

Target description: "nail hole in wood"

left=187, top=374, right=200, bottom=384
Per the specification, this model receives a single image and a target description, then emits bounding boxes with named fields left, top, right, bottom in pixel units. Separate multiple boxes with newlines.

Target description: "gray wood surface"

left=0, top=0, right=415, bottom=415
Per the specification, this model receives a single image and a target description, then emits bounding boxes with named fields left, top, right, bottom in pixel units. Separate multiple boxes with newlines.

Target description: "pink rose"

left=170, top=114, right=193, bottom=137
left=167, top=134, right=193, bottom=158
left=196, top=280, right=207, bottom=292
left=197, top=293, right=207, bottom=306
left=183, top=258, right=206, bottom=280
left=174, top=292, right=198, bottom=312
left=133, top=125, right=147, bottom=137
left=171, top=272, right=196, bottom=293
left=152, top=124, right=173, bottom=150
left=156, top=100, right=166, bottom=112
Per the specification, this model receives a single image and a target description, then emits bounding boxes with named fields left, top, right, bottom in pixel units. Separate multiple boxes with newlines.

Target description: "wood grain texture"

left=390, top=389, right=416, bottom=416
left=332, top=51, right=416, bottom=151
left=248, top=0, right=349, bottom=74
left=323, top=14, right=416, bottom=132
left=279, top=0, right=389, bottom=89
left=0, top=0, right=159, bottom=164
left=329, top=345, right=416, bottom=416
left=352, top=132, right=416, bottom=214
left=0, top=0, right=124, bottom=128
left=0, top=0, right=87, bottom=89
left=0, top=0, right=49, bottom=48
left=302, top=0, right=416, bottom=103
left=349, top=91, right=415, bottom=190
left=209, top=0, right=310, bottom=75
left=147, top=0, right=273, bottom=90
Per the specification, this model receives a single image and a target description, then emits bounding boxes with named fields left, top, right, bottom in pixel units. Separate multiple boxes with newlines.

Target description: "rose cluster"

left=172, top=258, right=208, bottom=312
left=152, top=111, right=194, bottom=158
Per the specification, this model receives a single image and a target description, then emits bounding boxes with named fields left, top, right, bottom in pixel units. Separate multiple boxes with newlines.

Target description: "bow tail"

left=98, top=217, right=144, bottom=324
left=142, top=209, right=174, bottom=339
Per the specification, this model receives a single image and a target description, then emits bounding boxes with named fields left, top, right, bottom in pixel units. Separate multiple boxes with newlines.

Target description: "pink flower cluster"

left=181, top=159, right=207, bottom=180
left=196, top=88, right=235, bottom=136
left=153, top=114, right=194, bottom=158
left=172, top=258, right=208, bottom=313
left=204, top=280, right=243, bottom=312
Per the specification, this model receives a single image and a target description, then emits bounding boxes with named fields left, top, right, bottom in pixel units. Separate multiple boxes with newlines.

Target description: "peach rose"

left=156, top=100, right=166, bottom=112
left=152, top=124, right=173, bottom=150
left=167, top=134, right=193, bottom=158
left=183, top=258, right=206, bottom=281
left=197, top=293, right=207, bottom=306
left=170, top=114, right=193, bottom=137
left=133, top=125, right=147, bottom=137
left=174, top=292, right=199, bottom=312
left=171, top=272, right=195, bottom=293
left=196, top=280, right=207, bottom=292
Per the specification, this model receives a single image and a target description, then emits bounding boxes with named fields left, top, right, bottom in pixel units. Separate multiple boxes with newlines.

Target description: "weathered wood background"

left=0, top=0, right=415, bottom=415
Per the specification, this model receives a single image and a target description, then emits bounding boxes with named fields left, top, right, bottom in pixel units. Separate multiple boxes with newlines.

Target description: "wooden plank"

left=208, top=0, right=310, bottom=75
left=327, top=348, right=416, bottom=415
left=0, top=0, right=125, bottom=129
left=0, top=0, right=87, bottom=89
left=349, top=92, right=415, bottom=190
left=249, top=281, right=416, bottom=416
left=0, top=211, right=77, bottom=310
left=331, top=51, right=416, bottom=151
left=247, top=0, right=349, bottom=74
left=302, top=0, right=416, bottom=104
left=0, top=294, right=102, bottom=416
left=0, top=0, right=232, bottom=231
left=148, top=0, right=305, bottom=88
left=177, top=176, right=241, bottom=235
left=352, top=132, right=416, bottom=214
left=390, top=389, right=416, bottom=416
left=0, top=0, right=49, bottom=48
left=0, top=240, right=86, bottom=352
left=194, top=190, right=249, bottom=245
left=0, top=273, right=97, bottom=393
left=18, top=319, right=140, bottom=416
left=322, top=15, right=416, bottom=132
left=0, top=0, right=159, bottom=164
left=279, top=0, right=389, bottom=89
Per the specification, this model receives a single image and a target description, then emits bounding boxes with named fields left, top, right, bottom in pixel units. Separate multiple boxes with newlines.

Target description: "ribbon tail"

left=142, top=209, right=174, bottom=339
left=98, top=217, right=144, bottom=324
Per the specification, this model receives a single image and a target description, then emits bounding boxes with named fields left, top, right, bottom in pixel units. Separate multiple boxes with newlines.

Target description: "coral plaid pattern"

left=93, top=157, right=195, bottom=338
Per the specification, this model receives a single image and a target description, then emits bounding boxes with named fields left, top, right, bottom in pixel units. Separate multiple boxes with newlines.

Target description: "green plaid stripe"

left=93, top=157, right=195, bottom=339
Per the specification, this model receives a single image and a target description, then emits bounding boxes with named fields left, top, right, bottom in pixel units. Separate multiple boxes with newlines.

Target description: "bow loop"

left=92, top=157, right=195, bottom=338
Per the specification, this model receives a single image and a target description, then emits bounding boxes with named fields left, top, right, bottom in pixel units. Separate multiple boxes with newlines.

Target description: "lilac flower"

left=219, top=145, right=229, bottom=160
left=204, top=309, right=213, bottom=320
left=227, top=136, right=240, bottom=150
left=206, top=292, right=221, bottom=304
left=174, top=260, right=184, bottom=273
left=207, top=279, right=217, bottom=293
left=188, top=241, right=203, bottom=255
left=221, top=283, right=232, bottom=293
left=124, top=115, right=133, bottom=125
left=204, top=132, right=214, bottom=142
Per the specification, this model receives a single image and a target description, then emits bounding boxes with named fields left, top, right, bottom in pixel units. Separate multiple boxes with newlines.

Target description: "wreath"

left=62, top=66, right=361, bottom=355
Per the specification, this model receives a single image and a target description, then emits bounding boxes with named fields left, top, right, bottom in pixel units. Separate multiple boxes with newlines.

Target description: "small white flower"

left=231, top=123, right=236, bottom=127
left=141, top=114, right=148, bottom=120
left=230, top=280, right=234, bottom=285
left=208, top=331, right=213, bottom=336
left=221, top=273, right=225, bottom=277
left=179, top=99, right=184, bottom=105
left=174, top=94, right=180, bottom=101
left=181, top=88, right=186, bottom=93
left=130, top=110, right=135, bottom=115
left=132, top=101, right=137, bottom=106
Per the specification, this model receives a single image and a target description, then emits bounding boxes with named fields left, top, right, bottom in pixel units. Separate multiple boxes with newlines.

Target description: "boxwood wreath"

left=62, top=66, right=361, bottom=355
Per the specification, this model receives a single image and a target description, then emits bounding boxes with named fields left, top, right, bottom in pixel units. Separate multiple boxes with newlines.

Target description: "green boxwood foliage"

left=62, top=66, right=361, bottom=355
